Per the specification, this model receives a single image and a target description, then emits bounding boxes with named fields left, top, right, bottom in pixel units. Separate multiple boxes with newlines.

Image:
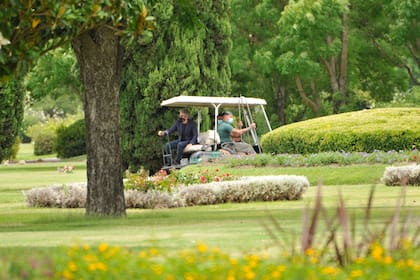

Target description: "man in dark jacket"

left=158, top=109, right=198, bottom=165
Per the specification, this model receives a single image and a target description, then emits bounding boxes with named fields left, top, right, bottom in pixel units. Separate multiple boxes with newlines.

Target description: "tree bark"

left=339, top=12, right=349, bottom=101
left=277, top=86, right=286, bottom=125
left=72, top=25, right=126, bottom=216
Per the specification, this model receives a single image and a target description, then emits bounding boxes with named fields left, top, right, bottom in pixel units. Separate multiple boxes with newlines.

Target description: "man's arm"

left=158, top=121, right=179, bottom=137
left=231, top=123, right=256, bottom=137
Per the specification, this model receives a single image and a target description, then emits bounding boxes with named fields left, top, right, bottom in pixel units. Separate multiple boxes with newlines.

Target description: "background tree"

left=1, top=0, right=153, bottom=216
left=230, top=0, right=289, bottom=126
left=24, top=47, right=83, bottom=118
left=120, top=0, right=232, bottom=172
left=0, top=79, right=24, bottom=162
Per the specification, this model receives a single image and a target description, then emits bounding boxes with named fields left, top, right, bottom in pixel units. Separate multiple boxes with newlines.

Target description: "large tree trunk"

left=277, top=86, right=286, bottom=125
left=72, top=26, right=126, bottom=216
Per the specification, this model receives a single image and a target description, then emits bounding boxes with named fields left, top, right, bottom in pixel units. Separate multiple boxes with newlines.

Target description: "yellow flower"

left=139, top=251, right=147, bottom=258
left=83, top=244, right=91, bottom=251
left=98, top=243, right=108, bottom=253
left=230, top=258, right=238, bottom=265
left=96, top=262, right=107, bottom=271
left=271, top=270, right=281, bottom=278
left=350, top=269, right=363, bottom=278
left=88, top=263, right=97, bottom=271
left=184, top=272, right=195, bottom=280
left=197, top=242, right=208, bottom=253
left=245, top=270, right=255, bottom=280
left=321, top=266, right=337, bottom=276
left=149, top=247, right=159, bottom=256
left=371, top=244, right=383, bottom=261
left=383, top=255, right=392, bottom=264
left=67, top=261, right=77, bottom=272
left=227, top=270, right=236, bottom=280
left=165, top=275, right=176, bottom=280
left=406, top=259, right=414, bottom=267
left=62, top=270, right=74, bottom=280
left=83, top=254, right=97, bottom=262
left=212, top=246, right=220, bottom=254
left=305, top=247, right=316, bottom=257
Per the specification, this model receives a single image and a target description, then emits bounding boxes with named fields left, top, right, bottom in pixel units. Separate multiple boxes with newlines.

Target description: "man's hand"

left=185, top=143, right=192, bottom=149
left=158, top=130, right=165, bottom=136
left=249, top=122, right=256, bottom=129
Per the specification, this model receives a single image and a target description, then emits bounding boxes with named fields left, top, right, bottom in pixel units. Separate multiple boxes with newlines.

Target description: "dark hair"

left=221, top=111, right=232, bottom=116
left=180, top=109, right=190, bottom=117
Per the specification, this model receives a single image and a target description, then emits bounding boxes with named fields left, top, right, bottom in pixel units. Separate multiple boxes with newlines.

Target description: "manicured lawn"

left=0, top=144, right=419, bottom=256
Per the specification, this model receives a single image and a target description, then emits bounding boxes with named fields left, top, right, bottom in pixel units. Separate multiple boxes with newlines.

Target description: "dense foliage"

left=55, top=119, right=86, bottom=158
left=229, top=0, right=419, bottom=125
left=261, top=108, right=420, bottom=154
left=120, top=0, right=232, bottom=172
left=0, top=79, right=24, bottom=162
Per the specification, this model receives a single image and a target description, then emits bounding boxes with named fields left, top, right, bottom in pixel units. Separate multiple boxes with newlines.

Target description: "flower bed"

left=23, top=175, right=309, bottom=209
left=381, top=164, right=420, bottom=186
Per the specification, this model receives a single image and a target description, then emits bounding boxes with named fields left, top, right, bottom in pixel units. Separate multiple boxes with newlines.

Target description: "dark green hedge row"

left=261, top=108, right=420, bottom=154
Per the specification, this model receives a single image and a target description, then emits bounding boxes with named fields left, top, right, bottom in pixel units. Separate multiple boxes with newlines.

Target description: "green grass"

left=14, top=143, right=56, bottom=160
left=1, top=185, right=419, bottom=252
left=0, top=144, right=419, bottom=256
left=182, top=163, right=388, bottom=185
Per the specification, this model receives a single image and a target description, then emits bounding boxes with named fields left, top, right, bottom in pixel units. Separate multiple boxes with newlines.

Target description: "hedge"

left=55, top=119, right=86, bottom=158
left=261, top=108, right=420, bottom=154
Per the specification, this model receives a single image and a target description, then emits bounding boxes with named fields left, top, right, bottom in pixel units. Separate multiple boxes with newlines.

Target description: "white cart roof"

left=160, top=95, right=267, bottom=108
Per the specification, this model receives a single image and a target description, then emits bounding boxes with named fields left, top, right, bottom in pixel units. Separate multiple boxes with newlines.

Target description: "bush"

left=381, top=165, right=420, bottom=186
left=261, top=108, right=420, bottom=154
left=4, top=136, right=21, bottom=160
left=23, top=175, right=309, bottom=209
left=33, top=130, right=56, bottom=155
left=224, top=150, right=419, bottom=168
left=55, top=119, right=86, bottom=158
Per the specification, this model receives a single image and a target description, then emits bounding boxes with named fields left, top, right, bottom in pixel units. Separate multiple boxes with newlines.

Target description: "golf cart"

left=160, top=95, right=272, bottom=170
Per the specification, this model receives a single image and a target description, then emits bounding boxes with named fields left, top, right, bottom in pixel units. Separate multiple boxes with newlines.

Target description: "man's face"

left=223, top=113, right=233, bottom=121
left=179, top=112, right=188, bottom=123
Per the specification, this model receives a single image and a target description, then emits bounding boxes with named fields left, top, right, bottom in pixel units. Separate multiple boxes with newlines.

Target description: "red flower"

left=214, top=176, right=221, bottom=182
left=414, top=155, right=417, bottom=161
left=200, top=176, right=207, bottom=183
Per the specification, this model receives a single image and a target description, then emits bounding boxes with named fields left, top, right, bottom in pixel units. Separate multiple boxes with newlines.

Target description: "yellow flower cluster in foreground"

left=58, top=241, right=419, bottom=280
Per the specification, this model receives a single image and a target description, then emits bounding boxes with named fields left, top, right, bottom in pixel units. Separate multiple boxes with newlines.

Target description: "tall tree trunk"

left=338, top=12, right=349, bottom=111
left=72, top=26, right=126, bottom=216
left=277, top=86, right=286, bottom=125
left=271, top=77, right=286, bottom=125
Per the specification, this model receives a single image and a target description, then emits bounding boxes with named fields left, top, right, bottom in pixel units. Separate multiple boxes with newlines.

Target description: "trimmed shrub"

left=381, top=165, right=420, bottom=186
left=33, top=130, right=56, bottom=155
left=23, top=175, right=309, bottom=209
left=55, top=119, right=86, bottom=158
left=5, top=136, right=20, bottom=160
left=261, top=108, right=420, bottom=154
